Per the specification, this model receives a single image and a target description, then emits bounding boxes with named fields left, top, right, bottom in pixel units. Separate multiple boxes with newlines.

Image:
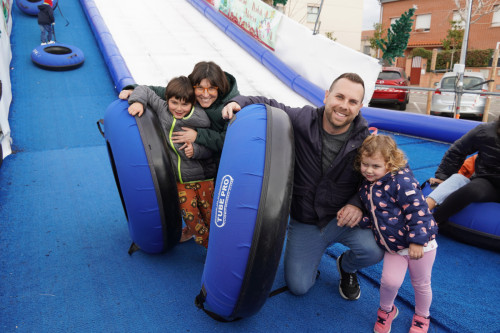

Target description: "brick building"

left=380, top=0, right=499, bottom=53
left=361, top=29, right=376, bottom=57
left=378, top=0, right=500, bottom=87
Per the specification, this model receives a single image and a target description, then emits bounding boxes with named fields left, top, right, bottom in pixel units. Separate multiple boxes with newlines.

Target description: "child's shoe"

left=48, top=40, right=55, bottom=44
left=179, top=226, right=194, bottom=243
left=41, top=42, right=47, bottom=45
left=374, top=306, right=398, bottom=333
left=409, top=314, right=430, bottom=333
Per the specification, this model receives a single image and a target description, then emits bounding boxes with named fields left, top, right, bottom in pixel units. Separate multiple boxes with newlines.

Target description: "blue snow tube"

left=422, top=181, right=500, bottom=252
left=16, top=0, right=58, bottom=16
left=31, top=43, right=85, bottom=71
left=101, top=99, right=182, bottom=254
left=195, top=104, right=295, bottom=321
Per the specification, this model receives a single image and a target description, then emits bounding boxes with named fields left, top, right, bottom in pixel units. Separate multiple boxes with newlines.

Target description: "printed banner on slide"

left=218, top=0, right=281, bottom=50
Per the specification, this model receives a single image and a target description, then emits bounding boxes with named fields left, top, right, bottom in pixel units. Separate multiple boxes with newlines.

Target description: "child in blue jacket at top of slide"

left=37, top=0, right=55, bottom=45
left=356, top=134, right=438, bottom=333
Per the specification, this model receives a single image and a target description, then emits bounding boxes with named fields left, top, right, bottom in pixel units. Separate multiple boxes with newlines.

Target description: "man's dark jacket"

left=230, top=95, right=369, bottom=229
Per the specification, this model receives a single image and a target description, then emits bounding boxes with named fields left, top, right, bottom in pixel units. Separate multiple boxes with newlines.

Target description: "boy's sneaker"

left=179, top=226, right=194, bottom=243
left=48, top=40, right=55, bottom=44
left=41, top=42, right=47, bottom=45
left=409, top=314, right=430, bottom=333
left=374, top=306, right=399, bottom=333
left=336, top=253, right=361, bottom=300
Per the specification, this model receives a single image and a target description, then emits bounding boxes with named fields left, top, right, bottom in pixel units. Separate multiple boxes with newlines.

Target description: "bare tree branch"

left=453, top=0, right=500, bottom=24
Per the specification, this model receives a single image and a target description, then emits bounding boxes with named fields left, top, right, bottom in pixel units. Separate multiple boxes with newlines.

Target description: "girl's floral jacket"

left=358, top=167, right=438, bottom=253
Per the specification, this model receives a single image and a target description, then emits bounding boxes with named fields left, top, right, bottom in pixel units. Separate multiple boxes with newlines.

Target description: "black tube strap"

left=96, top=119, right=105, bottom=138
left=127, top=242, right=140, bottom=256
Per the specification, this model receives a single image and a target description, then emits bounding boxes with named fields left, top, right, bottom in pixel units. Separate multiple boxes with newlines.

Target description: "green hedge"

left=410, top=48, right=494, bottom=70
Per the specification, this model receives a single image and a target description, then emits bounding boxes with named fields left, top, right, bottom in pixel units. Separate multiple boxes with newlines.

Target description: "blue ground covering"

left=1, top=1, right=499, bottom=332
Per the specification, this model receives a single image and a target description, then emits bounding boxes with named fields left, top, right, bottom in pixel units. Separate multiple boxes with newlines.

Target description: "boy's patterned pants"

left=177, top=180, right=214, bottom=248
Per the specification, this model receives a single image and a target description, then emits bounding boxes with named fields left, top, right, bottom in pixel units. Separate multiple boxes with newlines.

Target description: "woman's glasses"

left=193, top=85, right=218, bottom=95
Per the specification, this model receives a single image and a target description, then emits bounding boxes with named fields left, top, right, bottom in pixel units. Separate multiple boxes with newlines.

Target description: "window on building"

left=415, top=14, right=431, bottom=32
left=363, top=45, right=371, bottom=55
left=388, top=18, right=398, bottom=33
left=307, top=5, right=319, bottom=23
left=492, top=5, right=500, bottom=27
left=452, top=11, right=465, bottom=29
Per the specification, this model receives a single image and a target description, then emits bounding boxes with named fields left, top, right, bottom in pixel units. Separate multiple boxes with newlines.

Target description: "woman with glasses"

left=120, top=61, right=239, bottom=156
left=119, top=61, right=240, bottom=242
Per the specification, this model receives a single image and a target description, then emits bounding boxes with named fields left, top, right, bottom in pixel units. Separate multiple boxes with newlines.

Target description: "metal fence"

left=375, top=84, right=500, bottom=97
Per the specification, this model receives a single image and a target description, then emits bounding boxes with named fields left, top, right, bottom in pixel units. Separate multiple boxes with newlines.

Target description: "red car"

left=369, top=67, right=410, bottom=110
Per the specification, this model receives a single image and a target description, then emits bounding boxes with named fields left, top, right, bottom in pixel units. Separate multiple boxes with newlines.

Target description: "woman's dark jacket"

left=435, top=121, right=500, bottom=186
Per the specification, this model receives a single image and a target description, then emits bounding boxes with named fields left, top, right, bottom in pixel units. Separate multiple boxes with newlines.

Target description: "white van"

left=430, top=71, right=488, bottom=119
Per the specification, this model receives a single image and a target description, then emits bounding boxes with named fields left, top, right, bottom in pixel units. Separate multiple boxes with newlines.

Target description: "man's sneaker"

left=336, top=253, right=361, bottom=300
left=41, top=42, right=47, bottom=45
left=374, top=306, right=399, bottom=333
left=409, top=314, right=430, bottom=333
left=48, top=40, right=55, bottom=44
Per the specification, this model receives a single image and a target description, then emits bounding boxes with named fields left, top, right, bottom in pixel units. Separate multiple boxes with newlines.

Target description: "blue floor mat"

left=1, top=1, right=499, bottom=332
left=9, top=0, right=116, bottom=153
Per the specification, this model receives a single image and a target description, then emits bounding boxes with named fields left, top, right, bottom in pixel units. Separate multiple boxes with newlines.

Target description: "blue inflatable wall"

left=186, top=0, right=324, bottom=107
left=80, top=0, right=135, bottom=92
left=186, top=0, right=481, bottom=144
left=80, top=0, right=481, bottom=145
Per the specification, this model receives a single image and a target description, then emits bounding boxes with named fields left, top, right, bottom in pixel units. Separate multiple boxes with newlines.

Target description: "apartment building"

left=361, top=29, right=376, bottom=56
left=278, top=0, right=364, bottom=51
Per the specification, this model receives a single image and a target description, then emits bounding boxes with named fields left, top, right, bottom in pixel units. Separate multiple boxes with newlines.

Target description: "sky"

left=362, top=0, right=381, bottom=30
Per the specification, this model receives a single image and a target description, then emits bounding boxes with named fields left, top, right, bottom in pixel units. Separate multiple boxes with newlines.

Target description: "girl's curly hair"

left=355, top=134, right=407, bottom=174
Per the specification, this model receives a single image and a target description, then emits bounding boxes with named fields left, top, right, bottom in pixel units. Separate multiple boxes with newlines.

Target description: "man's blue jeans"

left=284, top=217, right=384, bottom=295
left=39, top=24, right=53, bottom=43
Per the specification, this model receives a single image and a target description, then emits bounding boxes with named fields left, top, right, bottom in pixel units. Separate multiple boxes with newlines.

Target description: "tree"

left=261, top=0, right=288, bottom=6
left=368, top=23, right=384, bottom=55
left=453, top=0, right=500, bottom=24
left=441, top=20, right=464, bottom=69
left=273, top=0, right=288, bottom=5
left=325, top=31, right=337, bottom=41
left=375, top=8, right=416, bottom=66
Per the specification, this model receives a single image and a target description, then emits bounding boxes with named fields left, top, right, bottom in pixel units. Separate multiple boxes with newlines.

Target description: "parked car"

left=369, top=67, right=410, bottom=110
left=431, top=72, right=488, bottom=119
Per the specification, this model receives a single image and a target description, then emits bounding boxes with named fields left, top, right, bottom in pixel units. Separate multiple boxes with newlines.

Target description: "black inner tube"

left=45, top=46, right=72, bottom=55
